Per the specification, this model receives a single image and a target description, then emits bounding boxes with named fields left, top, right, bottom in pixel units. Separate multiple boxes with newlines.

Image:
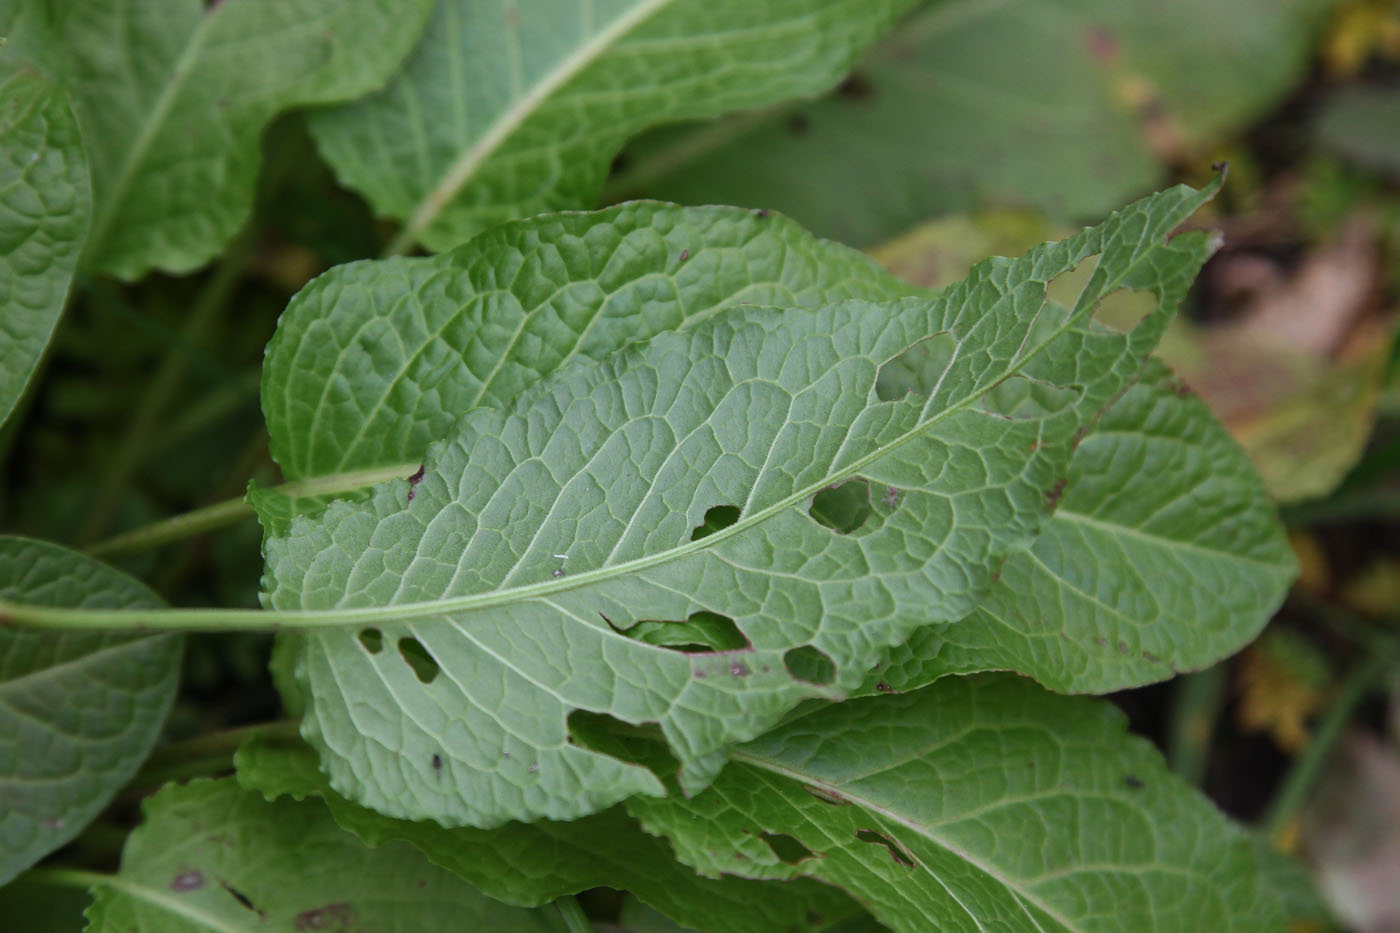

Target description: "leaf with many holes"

left=83, top=778, right=557, bottom=933
left=0, top=60, right=89, bottom=430
left=234, top=735, right=862, bottom=932
left=0, top=537, right=181, bottom=885
left=864, top=357, right=1297, bottom=695
left=2, top=0, right=433, bottom=280
left=629, top=675, right=1287, bottom=932
left=612, top=0, right=1333, bottom=246
left=261, top=183, right=1218, bottom=827
left=307, top=0, right=919, bottom=254
left=256, top=201, right=914, bottom=532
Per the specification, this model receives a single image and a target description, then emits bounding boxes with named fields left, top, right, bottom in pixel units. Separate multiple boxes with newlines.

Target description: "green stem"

left=77, top=232, right=254, bottom=545
left=553, top=896, right=593, bottom=933
left=23, top=867, right=244, bottom=933
left=1262, top=637, right=1399, bottom=842
left=85, top=462, right=416, bottom=559
left=1167, top=665, right=1228, bottom=786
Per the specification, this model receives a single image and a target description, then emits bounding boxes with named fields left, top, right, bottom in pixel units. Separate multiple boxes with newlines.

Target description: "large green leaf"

left=0, top=61, right=89, bottom=430
left=257, top=201, right=914, bottom=528
left=3, top=0, right=433, bottom=280
left=613, top=0, right=1334, bottom=245
left=83, top=778, right=556, bottom=932
left=234, top=735, right=862, bottom=932
left=0, top=537, right=180, bottom=885
left=630, top=675, right=1287, bottom=932
left=866, top=357, right=1297, bottom=694
left=307, top=0, right=918, bottom=254
left=261, top=183, right=1216, bottom=827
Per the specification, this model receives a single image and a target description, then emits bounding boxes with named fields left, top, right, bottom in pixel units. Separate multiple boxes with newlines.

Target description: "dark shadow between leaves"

left=809, top=479, right=873, bottom=534
left=760, top=831, right=819, bottom=864
left=358, top=627, right=383, bottom=654
left=855, top=829, right=916, bottom=867
left=566, top=710, right=680, bottom=791
left=784, top=645, right=837, bottom=685
left=397, top=637, right=439, bottom=684
left=691, top=504, right=741, bottom=541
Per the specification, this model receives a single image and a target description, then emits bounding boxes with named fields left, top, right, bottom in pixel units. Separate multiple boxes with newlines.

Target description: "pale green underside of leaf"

left=617, top=0, right=1335, bottom=246
left=862, top=357, right=1296, bottom=695
left=257, top=201, right=915, bottom=529
left=262, top=183, right=1216, bottom=828
left=234, top=735, right=861, bottom=932
left=307, top=0, right=919, bottom=253
left=630, top=675, right=1287, bottom=932
left=4, top=0, right=433, bottom=280
left=84, top=778, right=555, bottom=933
left=0, top=62, right=89, bottom=430
left=260, top=191, right=1286, bottom=706
left=0, top=537, right=181, bottom=886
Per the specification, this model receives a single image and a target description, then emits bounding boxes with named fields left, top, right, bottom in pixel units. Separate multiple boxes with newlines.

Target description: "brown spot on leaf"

left=170, top=871, right=204, bottom=892
left=874, top=681, right=895, bottom=694
left=836, top=71, right=873, bottom=101
left=1085, top=26, right=1120, bottom=65
left=294, top=902, right=355, bottom=931
left=1044, top=478, right=1068, bottom=509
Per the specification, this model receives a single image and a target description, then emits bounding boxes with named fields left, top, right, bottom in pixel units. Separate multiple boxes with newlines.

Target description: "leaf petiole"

left=85, top=462, right=418, bottom=559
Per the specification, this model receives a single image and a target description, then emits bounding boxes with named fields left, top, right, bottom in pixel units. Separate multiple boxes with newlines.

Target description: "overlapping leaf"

left=3, top=0, right=433, bottom=279
left=614, top=0, right=1334, bottom=245
left=235, top=735, right=861, bottom=932
left=307, top=0, right=919, bottom=253
left=0, top=61, right=89, bottom=429
left=0, top=538, right=180, bottom=885
left=257, top=201, right=914, bottom=529
left=630, top=675, right=1287, bottom=932
left=84, top=778, right=554, bottom=932
left=865, top=357, right=1296, bottom=695
left=262, top=183, right=1216, bottom=828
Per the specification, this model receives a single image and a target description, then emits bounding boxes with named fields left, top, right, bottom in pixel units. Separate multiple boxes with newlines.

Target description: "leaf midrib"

left=731, top=750, right=1079, bottom=931
left=82, top=3, right=219, bottom=264
left=389, top=0, right=677, bottom=251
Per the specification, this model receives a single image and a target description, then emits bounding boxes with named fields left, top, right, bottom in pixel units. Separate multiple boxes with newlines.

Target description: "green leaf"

left=234, top=735, right=862, bottom=932
left=307, top=0, right=919, bottom=254
left=614, top=0, right=1333, bottom=246
left=0, top=60, right=89, bottom=430
left=1317, top=86, right=1400, bottom=180
left=1252, top=836, right=1339, bottom=932
left=262, top=183, right=1217, bottom=827
left=257, top=201, right=913, bottom=529
left=0, top=537, right=181, bottom=885
left=83, top=778, right=557, bottom=932
left=866, top=357, right=1297, bottom=695
left=4, top=0, right=434, bottom=280
left=629, top=675, right=1287, bottom=932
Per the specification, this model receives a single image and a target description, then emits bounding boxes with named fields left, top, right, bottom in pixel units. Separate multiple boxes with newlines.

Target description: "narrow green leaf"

left=866, top=357, right=1297, bottom=695
left=257, top=201, right=913, bottom=529
left=83, top=778, right=556, bottom=932
left=0, top=61, right=89, bottom=429
left=630, top=675, right=1287, bottom=932
left=0, top=537, right=181, bottom=885
left=307, top=0, right=919, bottom=254
left=262, top=183, right=1217, bottom=827
left=235, top=735, right=862, bottom=932
left=4, top=0, right=434, bottom=280
left=615, top=0, right=1333, bottom=245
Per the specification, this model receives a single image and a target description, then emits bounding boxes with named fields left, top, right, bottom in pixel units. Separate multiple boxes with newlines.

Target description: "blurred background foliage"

left=2, top=0, right=1399, bottom=928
